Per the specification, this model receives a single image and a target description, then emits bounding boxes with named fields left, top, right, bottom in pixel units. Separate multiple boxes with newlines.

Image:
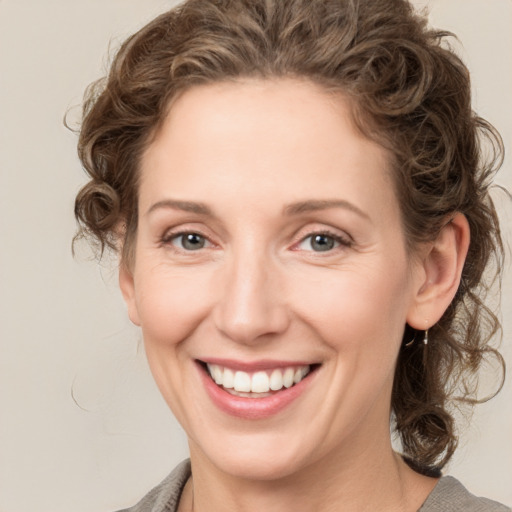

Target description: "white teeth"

left=283, top=367, right=295, bottom=388
left=223, top=368, right=235, bottom=389
left=293, top=366, right=309, bottom=384
left=206, top=363, right=311, bottom=394
left=234, top=371, right=252, bottom=392
left=211, top=365, right=223, bottom=385
left=251, top=371, right=270, bottom=393
left=269, top=369, right=284, bottom=391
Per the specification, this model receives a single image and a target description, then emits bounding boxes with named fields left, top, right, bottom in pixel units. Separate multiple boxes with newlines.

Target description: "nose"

left=212, top=250, right=290, bottom=345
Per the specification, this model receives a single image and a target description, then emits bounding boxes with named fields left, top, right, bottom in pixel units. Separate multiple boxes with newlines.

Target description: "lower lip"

left=198, top=363, right=316, bottom=420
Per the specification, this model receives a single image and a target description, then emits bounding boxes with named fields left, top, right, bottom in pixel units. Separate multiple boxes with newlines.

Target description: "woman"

left=74, top=0, right=509, bottom=510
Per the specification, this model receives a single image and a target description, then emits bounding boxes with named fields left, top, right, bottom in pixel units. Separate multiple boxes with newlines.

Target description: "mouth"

left=197, top=359, right=320, bottom=419
left=204, top=362, right=313, bottom=398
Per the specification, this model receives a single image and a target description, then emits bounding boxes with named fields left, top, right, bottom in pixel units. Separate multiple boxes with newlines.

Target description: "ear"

left=407, top=213, right=470, bottom=329
left=119, top=263, right=141, bottom=326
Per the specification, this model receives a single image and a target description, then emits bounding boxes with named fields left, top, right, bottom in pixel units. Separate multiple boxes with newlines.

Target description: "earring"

left=405, top=329, right=418, bottom=347
left=405, top=328, right=429, bottom=347
left=404, top=332, right=416, bottom=347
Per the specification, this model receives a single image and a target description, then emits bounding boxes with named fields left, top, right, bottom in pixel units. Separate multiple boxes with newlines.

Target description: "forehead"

left=139, top=79, right=397, bottom=222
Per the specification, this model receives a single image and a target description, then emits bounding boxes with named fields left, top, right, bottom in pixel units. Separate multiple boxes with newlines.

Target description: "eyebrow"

left=283, top=199, right=370, bottom=221
left=146, top=199, right=213, bottom=217
left=146, top=198, right=370, bottom=221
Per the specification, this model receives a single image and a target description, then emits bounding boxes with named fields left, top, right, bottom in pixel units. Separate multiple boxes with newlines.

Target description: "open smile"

left=207, top=363, right=311, bottom=396
left=196, top=360, right=320, bottom=418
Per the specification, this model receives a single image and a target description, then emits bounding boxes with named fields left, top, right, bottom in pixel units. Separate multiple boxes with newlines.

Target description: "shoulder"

left=419, top=476, right=511, bottom=512
left=114, top=459, right=191, bottom=512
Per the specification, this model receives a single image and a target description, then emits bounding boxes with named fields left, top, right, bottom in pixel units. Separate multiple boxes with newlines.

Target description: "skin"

left=120, top=79, right=469, bottom=512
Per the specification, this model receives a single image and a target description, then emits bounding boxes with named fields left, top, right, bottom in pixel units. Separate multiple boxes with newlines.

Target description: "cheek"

left=292, top=262, right=410, bottom=353
left=134, top=266, right=213, bottom=347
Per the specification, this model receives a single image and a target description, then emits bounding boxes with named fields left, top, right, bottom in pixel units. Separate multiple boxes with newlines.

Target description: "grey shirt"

left=117, top=459, right=511, bottom=512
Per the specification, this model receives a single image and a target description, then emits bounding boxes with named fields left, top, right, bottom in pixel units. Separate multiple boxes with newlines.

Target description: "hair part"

left=74, top=0, right=506, bottom=470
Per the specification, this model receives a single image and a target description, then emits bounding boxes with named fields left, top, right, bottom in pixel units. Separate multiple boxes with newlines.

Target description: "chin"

left=190, top=429, right=318, bottom=482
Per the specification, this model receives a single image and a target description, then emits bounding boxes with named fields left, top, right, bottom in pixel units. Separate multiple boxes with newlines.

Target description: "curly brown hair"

left=74, top=0, right=505, bottom=471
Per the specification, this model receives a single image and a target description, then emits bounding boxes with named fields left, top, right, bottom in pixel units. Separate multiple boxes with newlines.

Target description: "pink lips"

left=197, top=359, right=316, bottom=420
left=201, top=357, right=313, bottom=371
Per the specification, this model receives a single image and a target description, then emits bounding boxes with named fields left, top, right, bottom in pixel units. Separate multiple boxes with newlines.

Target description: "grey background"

left=1, top=1, right=511, bottom=510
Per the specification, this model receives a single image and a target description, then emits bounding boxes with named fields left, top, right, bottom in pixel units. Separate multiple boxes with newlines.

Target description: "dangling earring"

left=405, top=332, right=416, bottom=347
left=421, top=328, right=429, bottom=366
left=405, top=328, right=429, bottom=347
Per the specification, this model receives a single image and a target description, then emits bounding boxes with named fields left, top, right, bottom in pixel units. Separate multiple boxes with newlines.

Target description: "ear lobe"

left=119, top=263, right=141, bottom=326
left=407, top=213, right=470, bottom=329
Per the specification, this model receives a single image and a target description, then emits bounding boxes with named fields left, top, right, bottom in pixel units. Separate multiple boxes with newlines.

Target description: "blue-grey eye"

left=310, top=234, right=336, bottom=251
left=298, top=233, right=341, bottom=252
left=173, top=233, right=207, bottom=250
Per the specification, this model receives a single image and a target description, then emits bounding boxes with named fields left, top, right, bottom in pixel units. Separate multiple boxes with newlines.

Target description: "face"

left=121, top=79, right=426, bottom=481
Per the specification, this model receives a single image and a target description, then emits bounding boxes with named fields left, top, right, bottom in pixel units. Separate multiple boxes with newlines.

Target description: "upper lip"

left=197, top=358, right=318, bottom=372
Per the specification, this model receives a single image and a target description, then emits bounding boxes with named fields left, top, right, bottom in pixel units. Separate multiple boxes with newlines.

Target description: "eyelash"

left=295, top=230, right=352, bottom=253
left=160, top=230, right=213, bottom=251
left=160, top=228, right=352, bottom=254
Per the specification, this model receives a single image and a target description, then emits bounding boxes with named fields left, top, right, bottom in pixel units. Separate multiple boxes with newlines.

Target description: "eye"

left=297, top=232, right=349, bottom=252
left=168, top=232, right=211, bottom=251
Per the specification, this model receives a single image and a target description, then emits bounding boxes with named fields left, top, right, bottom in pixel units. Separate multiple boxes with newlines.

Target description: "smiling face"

left=120, top=79, right=427, bottom=480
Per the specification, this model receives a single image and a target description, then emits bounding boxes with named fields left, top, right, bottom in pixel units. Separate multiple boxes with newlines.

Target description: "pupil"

left=312, top=234, right=334, bottom=252
left=183, top=233, right=204, bottom=250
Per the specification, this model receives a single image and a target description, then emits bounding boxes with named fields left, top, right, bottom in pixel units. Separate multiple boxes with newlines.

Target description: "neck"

left=182, top=429, right=437, bottom=512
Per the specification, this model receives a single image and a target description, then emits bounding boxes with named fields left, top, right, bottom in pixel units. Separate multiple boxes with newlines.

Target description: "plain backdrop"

left=0, top=1, right=511, bottom=511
